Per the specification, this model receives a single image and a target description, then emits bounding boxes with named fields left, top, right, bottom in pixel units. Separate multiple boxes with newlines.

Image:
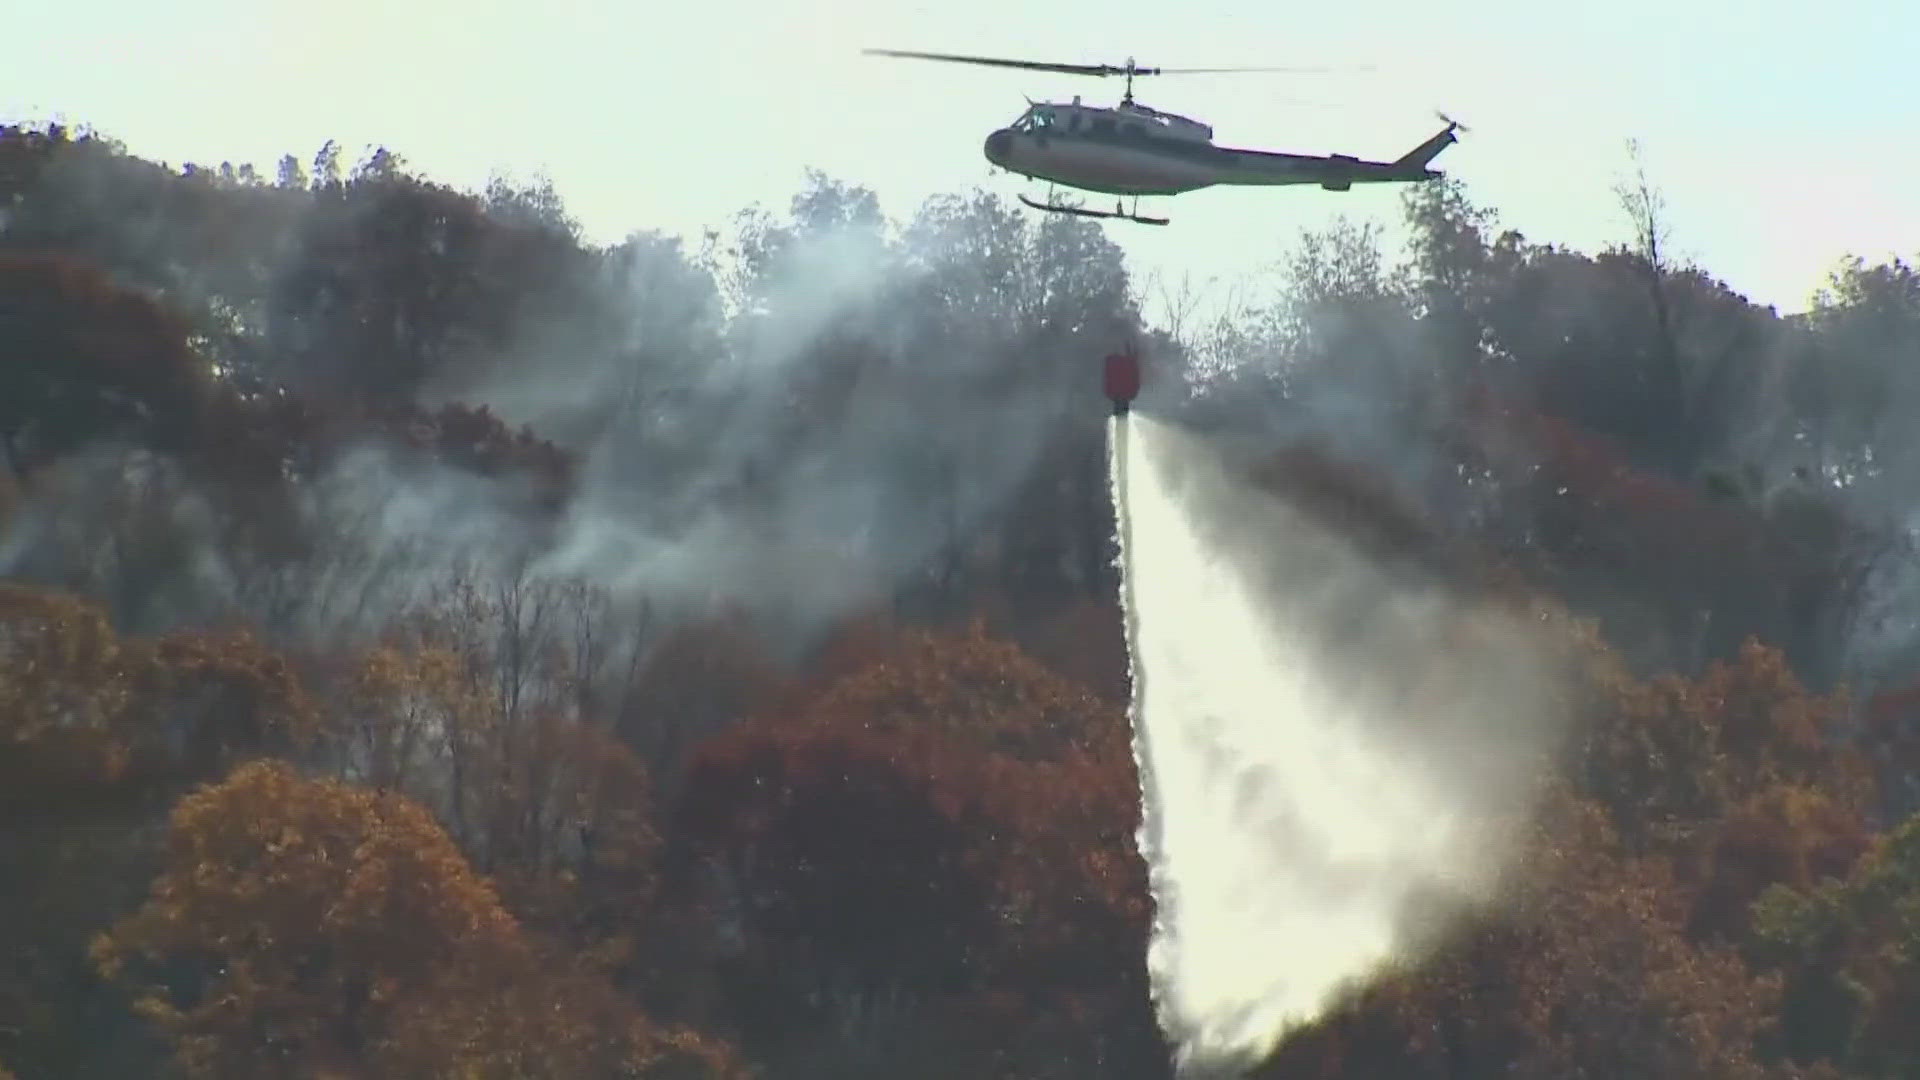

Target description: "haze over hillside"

left=2, top=119, right=1919, bottom=1078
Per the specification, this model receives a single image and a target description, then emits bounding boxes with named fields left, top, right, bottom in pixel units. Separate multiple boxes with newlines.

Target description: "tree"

left=1689, top=782, right=1869, bottom=945
left=0, top=253, right=212, bottom=478
left=92, top=759, right=532, bottom=1074
left=0, top=584, right=163, bottom=1075
left=1798, top=254, right=1920, bottom=486
left=793, top=616, right=1123, bottom=761
left=334, top=589, right=667, bottom=946
left=1568, top=635, right=1867, bottom=859
left=92, top=759, right=737, bottom=1078
left=1750, top=811, right=1920, bottom=1073
left=615, top=607, right=787, bottom=779
left=664, top=618, right=1159, bottom=1075
left=0, top=583, right=140, bottom=798
left=1252, top=787, right=1787, bottom=1080
left=262, top=156, right=595, bottom=406
left=669, top=718, right=998, bottom=1054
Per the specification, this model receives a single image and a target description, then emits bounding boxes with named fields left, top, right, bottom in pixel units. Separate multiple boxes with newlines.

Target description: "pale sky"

left=8, top=0, right=1915, bottom=323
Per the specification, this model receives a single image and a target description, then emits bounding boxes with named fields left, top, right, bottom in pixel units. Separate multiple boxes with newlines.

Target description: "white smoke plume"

left=0, top=176, right=1124, bottom=660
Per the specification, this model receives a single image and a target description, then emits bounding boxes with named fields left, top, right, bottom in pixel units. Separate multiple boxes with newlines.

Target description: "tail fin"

left=1392, top=120, right=1460, bottom=174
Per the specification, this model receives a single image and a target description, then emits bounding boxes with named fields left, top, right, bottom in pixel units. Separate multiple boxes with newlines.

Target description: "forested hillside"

left=3, top=120, right=1919, bottom=1078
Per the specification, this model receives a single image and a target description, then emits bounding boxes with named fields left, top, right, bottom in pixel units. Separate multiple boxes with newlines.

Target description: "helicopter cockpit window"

left=1011, top=108, right=1063, bottom=133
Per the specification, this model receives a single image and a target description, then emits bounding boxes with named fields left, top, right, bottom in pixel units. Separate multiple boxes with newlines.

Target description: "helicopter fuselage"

left=982, top=100, right=1454, bottom=197
left=861, top=48, right=1464, bottom=224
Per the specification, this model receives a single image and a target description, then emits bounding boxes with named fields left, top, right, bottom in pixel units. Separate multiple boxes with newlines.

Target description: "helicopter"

left=864, top=48, right=1465, bottom=226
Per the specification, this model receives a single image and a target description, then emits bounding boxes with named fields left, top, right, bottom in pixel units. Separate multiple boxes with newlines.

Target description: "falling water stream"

left=1109, top=413, right=1569, bottom=1076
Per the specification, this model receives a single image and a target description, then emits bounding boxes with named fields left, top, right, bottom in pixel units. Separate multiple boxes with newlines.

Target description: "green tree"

left=1751, top=811, right=1920, bottom=1073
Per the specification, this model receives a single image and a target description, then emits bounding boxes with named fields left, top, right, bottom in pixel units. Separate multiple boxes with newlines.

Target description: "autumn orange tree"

left=1563, top=632, right=1874, bottom=916
left=0, top=582, right=154, bottom=1075
left=0, top=582, right=321, bottom=799
left=0, top=583, right=141, bottom=798
left=0, top=576, right=703, bottom=1075
left=792, top=615, right=1126, bottom=761
left=792, top=616, right=1150, bottom=997
left=326, top=581, right=668, bottom=968
left=665, top=618, right=1160, bottom=1076
left=0, top=581, right=338, bottom=1074
left=1205, top=586, right=1873, bottom=1079
left=92, top=759, right=742, bottom=1078
left=1251, top=785, right=1791, bottom=1080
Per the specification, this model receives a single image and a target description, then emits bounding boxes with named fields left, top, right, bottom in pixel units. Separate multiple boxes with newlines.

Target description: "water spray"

left=1103, top=350, right=1567, bottom=1077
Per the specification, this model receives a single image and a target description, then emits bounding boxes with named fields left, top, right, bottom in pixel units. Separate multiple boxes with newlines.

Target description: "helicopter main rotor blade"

left=863, top=48, right=1371, bottom=78
left=1153, top=64, right=1374, bottom=74
left=863, top=48, right=1135, bottom=77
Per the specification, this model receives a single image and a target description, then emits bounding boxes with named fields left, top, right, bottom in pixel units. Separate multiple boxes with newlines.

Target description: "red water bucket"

left=1103, top=351, right=1141, bottom=414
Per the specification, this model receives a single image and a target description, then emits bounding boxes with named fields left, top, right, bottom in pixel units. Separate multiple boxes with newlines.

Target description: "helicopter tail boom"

left=1205, top=117, right=1463, bottom=190
left=1389, top=119, right=1461, bottom=175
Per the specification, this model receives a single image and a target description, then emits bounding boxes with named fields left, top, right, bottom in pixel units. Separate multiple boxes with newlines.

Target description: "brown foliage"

left=198, top=390, right=576, bottom=506
left=1457, top=395, right=1861, bottom=680
left=1746, top=810, right=1920, bottom=1072
left=617, top=608, right=787, bottom=773
left=1689, top=783, right=1870, bottom=944
left=488, top=715, right=664, bottom=962
left=968, top=741, right=1153, bottom=987
left=92, top=759, right=530, bottom=1075
left=1569, top=635, right=1867, bottom=857
left=0, top=583, right=319, bottom=800
left=665, top=623, right=1153, bottom=1071
left=0, top=244, right=574, bottom=543
left=1860, top=674, right=1920, bottom=815
left=1255, top=787, right=1786, bottom=1080
left=1240, top=616, right=1873, bottom=1078
left=672, top=713, right=1155, bottom=1073
left=673, top=718, right=995, bottom=995
left=337, top=639, right=470, bottom=794
left=334, top=626, right=664, bottom=959
left=0, top=582, right=139, bottom=797
left=93, top=759, right=735, bottom=1078
left=378, top=962, right=751, bottom=1080
left=793, top=615, right=1125, bottom=762
left=1013, top=597, right=1133, bottom=707
left=132, top=624, right=322, bottom=777
left=0, top=251, right=212, bottom=477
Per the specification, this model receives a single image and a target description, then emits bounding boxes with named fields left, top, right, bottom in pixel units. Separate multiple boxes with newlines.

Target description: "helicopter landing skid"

left=1018, top=192, right=1169, bottom=226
